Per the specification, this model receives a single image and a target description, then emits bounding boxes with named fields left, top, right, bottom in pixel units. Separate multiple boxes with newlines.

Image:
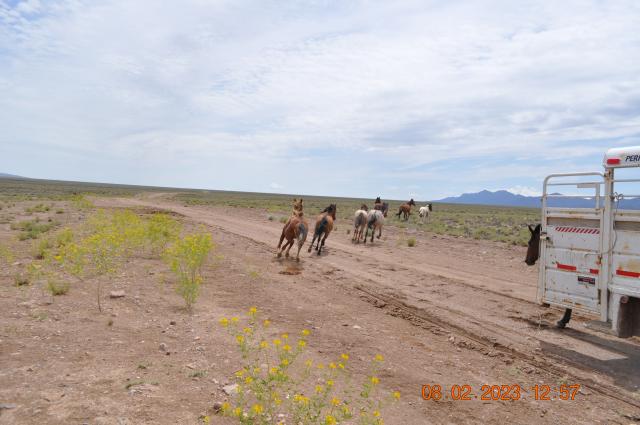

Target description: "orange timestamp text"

left=421, top=384, right=581, bottom=401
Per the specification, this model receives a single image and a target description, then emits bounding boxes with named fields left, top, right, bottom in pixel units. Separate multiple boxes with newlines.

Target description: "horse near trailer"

left=525, top=146, right=640, bottom=337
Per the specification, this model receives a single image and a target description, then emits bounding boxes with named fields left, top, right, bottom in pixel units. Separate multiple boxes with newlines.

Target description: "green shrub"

left=32, top=238, right=52, bottom=259
left=407, top=238, right=416, bottom=247
left=164, top=230, right=213, bottom=310
left=11, top=219, right=55, bottom=240
left=46, top=280, right=69, bottom=296
left=14, top=273, right=29, bottom=286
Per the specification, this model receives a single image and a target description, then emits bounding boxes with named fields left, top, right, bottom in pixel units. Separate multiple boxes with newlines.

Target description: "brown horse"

left=277, top=215, right=309, bottom=261
left=308, top=204, right=337, bottom=255
left=396, top=198, right=415, bottom=220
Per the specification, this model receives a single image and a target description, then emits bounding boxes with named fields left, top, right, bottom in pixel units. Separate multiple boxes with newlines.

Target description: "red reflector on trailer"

left=616, top=269, right=640, bottom=278
left=557, top=263, right=577, bottom=271
left=606, top=158, right=621, bottom=165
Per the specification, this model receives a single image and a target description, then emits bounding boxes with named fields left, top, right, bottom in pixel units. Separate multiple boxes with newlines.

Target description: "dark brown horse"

left=308, top=204, right=336, bottom=255
left=277, top=215, right=309, bottom=261
left=396, top=198, right=415, bottom=220
left=373, top=197, right=389, bottom=217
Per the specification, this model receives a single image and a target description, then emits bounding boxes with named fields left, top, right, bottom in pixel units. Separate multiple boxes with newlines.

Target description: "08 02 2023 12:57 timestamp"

left=421, top=384, right=581, bottom=401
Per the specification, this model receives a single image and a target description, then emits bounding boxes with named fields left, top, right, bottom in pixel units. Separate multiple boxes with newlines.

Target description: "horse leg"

left=556, top=308, right=572, bottom=328
left=316, top=232, right=322, bottom=251
left=377, top=225, right=382, bottom=239
left=318, top=233, right=328, bottom=255
left=308, top=233, right=317, bottom=253
left=285, top=239, right=293, bottom=257
left=277, top=228, right=286, bottom=250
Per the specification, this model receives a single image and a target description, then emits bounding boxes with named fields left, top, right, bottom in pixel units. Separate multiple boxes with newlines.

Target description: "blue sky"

left=1, top=0, right=640, bottom=200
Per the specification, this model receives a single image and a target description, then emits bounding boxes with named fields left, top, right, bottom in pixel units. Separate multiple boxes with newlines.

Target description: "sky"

left=1, top=0, right=640, bottom=200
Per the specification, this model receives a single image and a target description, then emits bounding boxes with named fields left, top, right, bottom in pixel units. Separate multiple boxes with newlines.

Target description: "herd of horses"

left=276, top=197, right=434, bottom=261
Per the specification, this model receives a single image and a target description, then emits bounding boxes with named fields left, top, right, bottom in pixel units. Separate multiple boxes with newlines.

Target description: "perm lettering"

left=625, top=155, right=640, bottom=162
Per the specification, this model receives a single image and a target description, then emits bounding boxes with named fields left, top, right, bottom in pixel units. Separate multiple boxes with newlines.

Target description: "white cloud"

left=506, top=186, right=542, bottom=197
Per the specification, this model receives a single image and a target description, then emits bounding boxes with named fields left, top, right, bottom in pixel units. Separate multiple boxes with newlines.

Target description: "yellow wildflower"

left=221, top=402, right=231, bottom=412
left=245, top=376, right=253, bottom=384
left=252, top=404, right=263, bottom=415
left=371, top=376, right=379, bottom=385
left=331, top=397, right=340, bottom=406
left=341, top=353, right=349, bottom=361
left=235, top=369, right=245, bottom=377
left=325, top=415, right=337, bottom=425
left=203, top=416, right=210, bottom=424
left=375, top=354, right=384, bottom=362
left=281, top=358, right=290, bottom=366
left=326, top=379, right=334, bottom=387
left=273, top=338, right=282, bottom=346
left=315, top=384, right=324, bottom=394
left=236, top=335, right=245, bottom=344
left=260, top=340, right=269, bottom=349
left=231, top=317, right=239, bottom=324
left=281, top=333, right=289, bottom=340
left=338, top=362, right=345, bottom=369
left=304, top=359, right=313, bottom=367
left=233, top=407, right=242, bottom=417
left=263, top=319, right=271, bottom=327
left=301, top=329, right=310, bottom=336
left=298, top=340, right=306, bottom=348
left=283, top=344, right=292, bottom=352
left=317, top=363, right=324, bottom=369
left=269, top=367, right=279, bottom=375
left=219, top=317, right=229, bottom=327
left=243, top=327, right=253, bottom=335
left=249, top=306, right=257, bottom=315
left=329, top=362, right=337, bottom=369
left=393, top=391, right=401, bottom=400
left=374, top=410, right=380, bottom=417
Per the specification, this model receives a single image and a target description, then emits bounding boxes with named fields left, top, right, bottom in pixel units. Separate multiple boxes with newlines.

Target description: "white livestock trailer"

left=538, top=146, right=640, bottom=337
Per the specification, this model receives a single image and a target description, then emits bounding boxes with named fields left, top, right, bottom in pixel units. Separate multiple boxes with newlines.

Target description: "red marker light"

left=606, top=158, right=620, bottom=165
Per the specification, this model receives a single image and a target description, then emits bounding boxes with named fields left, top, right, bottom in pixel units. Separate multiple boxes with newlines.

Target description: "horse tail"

left=298, top=222, right=308, bottom=243
left=396, top=208, right=402, bottom=217
left=355, top=213, right=365, bottom=228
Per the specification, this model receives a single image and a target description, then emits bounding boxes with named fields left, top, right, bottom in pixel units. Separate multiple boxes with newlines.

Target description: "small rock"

left=352, top=325, right=362, bottom=330
left=170, top=321, right=176, bottom=326
left=194, top=336, right=200, bottom=341
left=211, top=402, right=223, bottom=413
left=110, top=290, right=126, bottom=298
left=159, top=343, right=168, bottom=352
left=223, top=384, right=238, bottom=395
left=12, top=261, right=21, bottom=266
left=448, top=336, right=455, bottom=343
left=0, top=403, right=17, bottom=410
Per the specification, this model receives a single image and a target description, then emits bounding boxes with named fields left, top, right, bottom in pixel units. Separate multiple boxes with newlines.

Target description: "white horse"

left=364, top=210, right=385, bottom=244
left=418, top=203, right=433, bottom=223
left=352, top=207, right=369, bottom=243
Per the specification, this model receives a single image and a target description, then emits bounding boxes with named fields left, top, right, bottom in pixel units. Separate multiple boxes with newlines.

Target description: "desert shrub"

left=0, top=243, right=14, bottom=266
left=268, top=216, right=275, bottom=221
left=164, top=230, right=213, bottom=309
left=211, top=308, right=399, bottom=425
left=407, top=238, right=416, bottom=247
left=11, top=219, right=55, bottom=240
left=55, top=227, right=74, bottom=247
left=26, top=203, right=50, bottom=213
left=14, top=273, right=29, bottom=286
left=145, top=213, right=182, bottom=255
left=71, top=194, right=94, bottom=210
left=46, top=279, right=69, bottom=296
left=32, top=238, right=52, bottom=259
left=56, top=209, right=65, bottom=214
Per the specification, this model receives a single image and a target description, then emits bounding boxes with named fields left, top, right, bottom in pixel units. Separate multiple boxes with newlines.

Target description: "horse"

left=524, top=224, right=573, bottom=329
left=364, top=209, right=385, bottom=244
left=396, top=199, right=416, bottom=220
left=308, top=204, right=337, bottom=255
left=374, top=201, right=389, bottom=217
left=418, top=203, right=433, bottom=223
left=277, top=215, right=309, bottom=261
left=352, top=204, right=369, bottom=243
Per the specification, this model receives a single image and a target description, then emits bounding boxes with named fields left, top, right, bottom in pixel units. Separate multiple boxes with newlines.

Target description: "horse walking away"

left=365, top=208, right=385, bottom=244
left=352, top=204, right=369, bottom=243
left=524, top=223, right=573, bottom=329
left=277, top=214, right=308, bottom=262
left=419, top=203, right=433, bottom=223
left=308, top=204, right=337, bottom=255
left=396, top=198, right=416, bottom=220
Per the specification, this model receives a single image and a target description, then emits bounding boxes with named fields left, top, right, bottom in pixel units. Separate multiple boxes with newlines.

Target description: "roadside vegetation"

left=210, top=307, right=399, bottom=425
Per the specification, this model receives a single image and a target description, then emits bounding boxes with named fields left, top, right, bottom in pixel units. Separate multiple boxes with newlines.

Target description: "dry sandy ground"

left=1, top=195, right=639, bottom=424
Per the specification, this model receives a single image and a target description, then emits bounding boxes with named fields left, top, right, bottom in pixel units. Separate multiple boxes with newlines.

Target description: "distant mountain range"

left=0, top=173, right=26, bottom=179
left=437, top=189, right=640, bottom=209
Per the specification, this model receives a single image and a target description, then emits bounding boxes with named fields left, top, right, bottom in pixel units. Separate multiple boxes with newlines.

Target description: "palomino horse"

left=418, top=203, right=433, bottom=223
left=308, top=204, right=337, bottom=255
left=524, top=224, right=573, bottom=329
left=277, top=215, right=309, bottom=261
left=365, top=209, right=385, bottom=244
left=396, top=199, right=416, bottom=220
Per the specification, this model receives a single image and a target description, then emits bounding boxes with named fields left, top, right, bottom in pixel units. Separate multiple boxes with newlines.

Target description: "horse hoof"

left=277, top=252, right=282, bottom=258
left=296, top=257, right=300, bottom=262
left=285, top=253, right=289, bottom=258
